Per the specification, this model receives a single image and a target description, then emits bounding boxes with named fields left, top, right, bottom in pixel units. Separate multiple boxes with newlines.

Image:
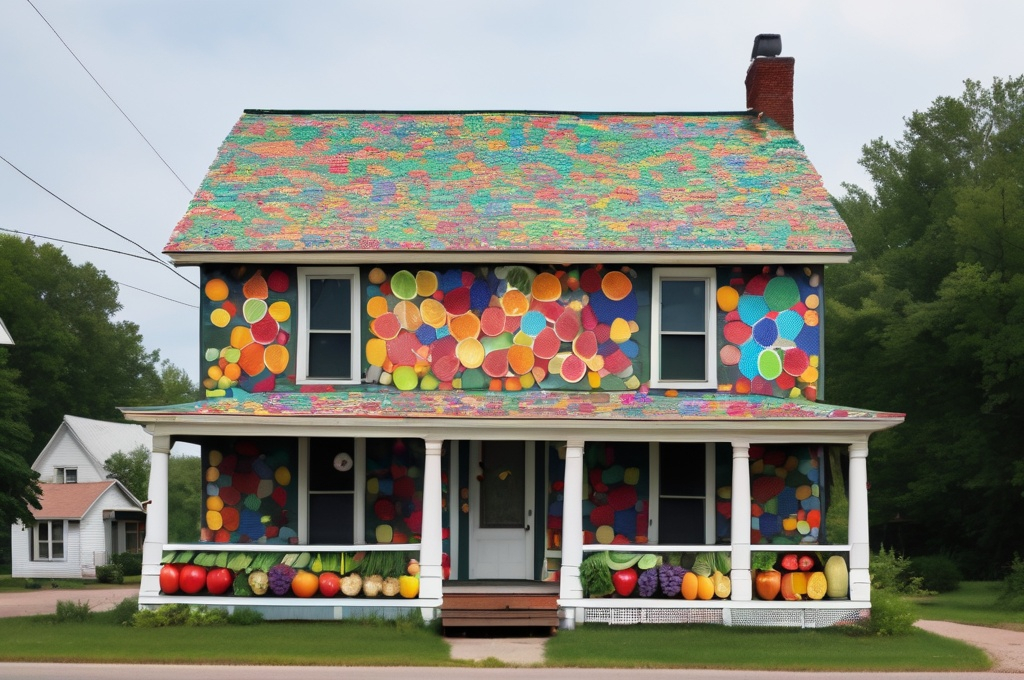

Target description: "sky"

left=1, top=0, right=1021, bottom=386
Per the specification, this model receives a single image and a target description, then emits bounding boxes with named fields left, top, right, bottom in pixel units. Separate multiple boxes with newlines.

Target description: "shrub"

left=95, top=564, right=124, bottom=584
left=908, top=555, right=962, bottom=592
left=23, top=578, right=41, bottom=590
left=227, top=607, right=264, bottom=626
left=863, top=587, right=917, bottom=636
left=110, top=552, right=143, bottom=577
left=131, top=603, right=229, bottom=628
left=1001, top=554, right=1024, bottom=610
left=870, top=546, right=924, bottom=594
left=55, top=599, right=92, bottom=623
left=109, top=596, right=139, bottom=626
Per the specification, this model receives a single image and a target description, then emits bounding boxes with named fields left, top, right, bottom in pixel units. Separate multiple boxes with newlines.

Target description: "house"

left=123, top=36, right=903, bottom=627
left=0, top=316, right=12, bottom=345
left=10, top=415, right=149, bottom=578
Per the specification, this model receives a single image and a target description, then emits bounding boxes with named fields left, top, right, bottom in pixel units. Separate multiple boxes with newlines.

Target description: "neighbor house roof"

left=62, top=415, right=151, bottom=467
left=165, top=110, right=854, bottom=261
left=31, top=482, right=117, bottom=520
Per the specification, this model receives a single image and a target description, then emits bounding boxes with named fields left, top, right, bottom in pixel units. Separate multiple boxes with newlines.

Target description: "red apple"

left=798, top=555, right=815, bottom=572
left=319, top=572, right=341, bottom=598
left=612, top=567, right=638, bottom=596
left=780, top=553, right=798, bottom=571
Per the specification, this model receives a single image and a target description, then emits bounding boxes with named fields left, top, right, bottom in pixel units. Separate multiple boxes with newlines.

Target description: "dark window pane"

left=309, top=495, right=354, bottom=544
left=65, top=468, right=77, bottom=484
left=660, top=443, right=706, bottom=496
left=480, top=442, right=525, bottom=529
left=661, top=280, right=705, bottom=332
left=37, top=523, right=48, bottom=541
left=52, top=542, right=64, bottom=559
left=52, top=522, right=63, bottom=541
left=659, top=498, right=705, bottom=543
left=309, top=278, right=351, bottom=331
left=309, top=438, right=356, bottom=491
left=38, top=542, right=49, bottom=559
left=308, top=333, right=351, bottom=379
left=660, top=334, right=706, bottom=381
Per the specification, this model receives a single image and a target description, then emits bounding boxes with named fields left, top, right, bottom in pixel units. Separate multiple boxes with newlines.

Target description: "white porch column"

left=558, top=439, right=585, bottom=629
left=418, top=439, right=444, bottom=609
left=730, top=442, right=752, bottom=601
left=847, top=442, right=871, bottom=600
left=139, top=435, right=170, bottom=601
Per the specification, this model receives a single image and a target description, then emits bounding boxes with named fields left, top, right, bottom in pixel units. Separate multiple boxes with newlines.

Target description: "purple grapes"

left=658, top=564, right=684, bottom=596
left=268, top=563, right=296, bottom=595
left=637, top=568, right=659, bottom=597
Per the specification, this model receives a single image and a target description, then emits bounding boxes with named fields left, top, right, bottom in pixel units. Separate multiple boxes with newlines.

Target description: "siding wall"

left=32, top=429, right=104, bottom=483
left=10, top=521, right=82, bottom=579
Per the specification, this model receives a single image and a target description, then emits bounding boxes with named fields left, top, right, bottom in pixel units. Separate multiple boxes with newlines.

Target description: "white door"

left=469, top=441, right=535, bottom=579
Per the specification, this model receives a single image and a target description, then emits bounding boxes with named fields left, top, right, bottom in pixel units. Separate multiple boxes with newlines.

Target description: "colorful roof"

left=125, top=389, right=902, bottom=422
left=31, top=482, right=117, bottom=520
left=166, top=111, right=854, bottom=256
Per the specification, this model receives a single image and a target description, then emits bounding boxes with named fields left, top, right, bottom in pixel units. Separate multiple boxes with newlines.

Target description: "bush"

left=23, top=578, right=41, bottom=590
left=55, top=600, right=92, bottom=623
left=863, top=587, right=918, bottom=636
left=870, top=547, right=924, bottom=594
left=227, top=608, right=264, bottom=626
left=109, top=596, right=139, bottom=626
left=110, top=552, right=143, bottom=577
left=1001, top=554, right=1024, bottom=610
left=131, top=603, right=229, bottom=628
left=908, top=555, right=962, bottom=592
left=95, top=564, right=124, bottom=584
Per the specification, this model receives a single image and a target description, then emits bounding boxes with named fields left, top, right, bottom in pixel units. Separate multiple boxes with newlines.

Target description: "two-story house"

left=124, top=36, right=903, bottom=627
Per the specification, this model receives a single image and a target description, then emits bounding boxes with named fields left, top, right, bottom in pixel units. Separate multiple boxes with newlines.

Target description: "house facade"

left=124, top=41, right=902, bottom=626
left=11, top=415, right=149, bottom=578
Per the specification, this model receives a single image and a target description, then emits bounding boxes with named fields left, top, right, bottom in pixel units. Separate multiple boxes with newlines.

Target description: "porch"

left=440, top=580, right=559, bottom=631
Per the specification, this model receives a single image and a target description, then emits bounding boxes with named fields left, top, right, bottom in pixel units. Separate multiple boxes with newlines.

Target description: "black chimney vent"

left=751, top=34, right=782, bottom=60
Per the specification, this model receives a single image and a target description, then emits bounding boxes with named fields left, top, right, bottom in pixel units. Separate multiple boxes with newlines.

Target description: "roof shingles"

left=32, top=482, right=116, bottom=520
left=166, top=111, right=853, bottom=255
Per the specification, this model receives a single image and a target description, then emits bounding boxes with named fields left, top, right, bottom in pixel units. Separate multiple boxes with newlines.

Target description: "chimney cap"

left=751, top=34, right=782, bottom=60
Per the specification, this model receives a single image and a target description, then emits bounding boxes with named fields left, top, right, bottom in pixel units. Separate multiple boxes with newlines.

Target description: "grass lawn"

left=545, top=623, right=989, bottom=671
left=0, top=575, right=140, bottom=592
left=910, top=581, right=1024, bottom=631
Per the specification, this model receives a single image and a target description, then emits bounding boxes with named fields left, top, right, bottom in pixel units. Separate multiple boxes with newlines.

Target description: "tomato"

left=755, top=569, right=781, bottom=600
left=611, top=568, right=637, bottom=597
left=159, top=564, right=180, bottom=594
left=780, top=554, right=798, bottom=571
left=798, top=555, right=815, bottom=572
left=318, top=572, right=341, bottom=598
left=206, top=567, right=234, bottom=596
left=179, top=564, right=208, bottom=594
left=291, top=570, right=320, bottom=598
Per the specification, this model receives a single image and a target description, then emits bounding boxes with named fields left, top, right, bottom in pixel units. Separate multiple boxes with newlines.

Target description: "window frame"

left=295, top=267, right=361, bottom=385
left=648, top=442, right=716, bottom=545
left=650, top=267, right=718, bottom=389
left=33, top=519, right=67, bottom=561
left=55, top=467, right=78, bottom=484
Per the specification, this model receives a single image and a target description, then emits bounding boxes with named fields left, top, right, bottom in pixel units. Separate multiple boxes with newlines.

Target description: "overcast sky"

left=1, top=0, right=1020, bottom=386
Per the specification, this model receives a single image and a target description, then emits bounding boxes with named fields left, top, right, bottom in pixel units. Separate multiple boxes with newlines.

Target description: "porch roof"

left=164, top=110, right=854, bottom=260
left=123, top=389, right=902, bottom=424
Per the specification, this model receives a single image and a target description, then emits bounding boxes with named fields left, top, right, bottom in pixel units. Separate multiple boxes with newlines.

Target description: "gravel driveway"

left=0, top=586, right=139, bottom=618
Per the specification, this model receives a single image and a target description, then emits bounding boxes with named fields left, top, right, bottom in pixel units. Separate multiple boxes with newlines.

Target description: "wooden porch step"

left=441, top=591, right=559, bottom=629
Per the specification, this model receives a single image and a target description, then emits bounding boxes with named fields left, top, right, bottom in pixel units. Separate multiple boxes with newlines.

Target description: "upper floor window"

left=650, top=267, right=717, bottom=389
left=55, top=467, right=77, bottom=484
left=296, top=268, right=361, bottom=385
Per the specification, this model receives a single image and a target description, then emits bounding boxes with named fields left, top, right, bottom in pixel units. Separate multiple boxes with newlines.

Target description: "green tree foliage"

left=159, top=360, right=200, bottom=404
left=104, top=445, right=151, bottom=501
left=0, top=347, right=41, bottom=527
left=829, top=76, right=1024, bottom=575
left=0, top=235, right=191, bottom=461
left=168, top=454, right=201, bottom=543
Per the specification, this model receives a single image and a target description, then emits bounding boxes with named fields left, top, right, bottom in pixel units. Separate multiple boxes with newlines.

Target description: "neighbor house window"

left=650, top=267, right=717, bottom=389
left=33, top=520, right=66, bottom=560
left=55, top=467, right=77, bottom=484
left=124, top=521, right=142, bottom=554
left=296, top=267, right=360, bottom=384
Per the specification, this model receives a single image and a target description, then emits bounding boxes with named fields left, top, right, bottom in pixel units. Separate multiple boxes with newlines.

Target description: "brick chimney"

left=745, top=34, right=795, bottom=130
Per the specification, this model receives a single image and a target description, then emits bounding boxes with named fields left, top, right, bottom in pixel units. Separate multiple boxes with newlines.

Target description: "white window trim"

left=295, top=267, right=361, bottom=385
left=55, top=467, right=77, bottom=484
left=650, top=267, right=717, bottom=389
left=33, top=519, right=67, bottom=561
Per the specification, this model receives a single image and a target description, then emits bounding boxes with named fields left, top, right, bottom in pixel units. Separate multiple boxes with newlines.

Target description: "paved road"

left=1, top=666, right=1022, bottom=680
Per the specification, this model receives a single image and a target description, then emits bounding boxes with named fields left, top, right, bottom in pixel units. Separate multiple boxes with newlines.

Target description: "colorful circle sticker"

left=242, top=298, right=268, bottom=324
left=420, top=298, right=447, bottom=328
left=531, top=272, right=562, bottom=302
left=210, top=308, right=231, bottom=328
left=600, top=270, right=632, bottom=301
left=455, top=337, right=485, bottom=369
left=390, top=270, right=418, bottom=300
left=415, top=270, right=438, bottom=297
left=205, top=278, right=229, bottom=301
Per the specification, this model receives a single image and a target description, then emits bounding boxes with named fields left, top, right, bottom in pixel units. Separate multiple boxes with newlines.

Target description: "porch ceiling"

left=121, top=390, right=903, bottom=442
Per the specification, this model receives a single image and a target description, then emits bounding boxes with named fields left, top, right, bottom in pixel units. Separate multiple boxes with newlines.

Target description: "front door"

left=469, top=441, right=535, bottom=579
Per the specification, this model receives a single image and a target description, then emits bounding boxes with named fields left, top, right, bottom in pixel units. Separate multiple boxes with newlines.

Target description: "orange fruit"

left=291, top=570, right=320, bottom=598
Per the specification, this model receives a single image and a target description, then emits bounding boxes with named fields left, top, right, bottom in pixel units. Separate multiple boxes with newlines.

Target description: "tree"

left=829, top=76, right=1024, bottom=575
left=104, top=445, right=151, bottom=502
left=0, top=235, right=180, bottom=460
left=0, top=347, right=41, bottom=528
left=168, top=454, right=201, bottom=543
left=159, top=360, right=200, bottom=404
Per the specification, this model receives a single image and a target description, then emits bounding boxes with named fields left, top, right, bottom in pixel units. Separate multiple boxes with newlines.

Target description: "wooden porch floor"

left=441, top=580, right=560, bottom=631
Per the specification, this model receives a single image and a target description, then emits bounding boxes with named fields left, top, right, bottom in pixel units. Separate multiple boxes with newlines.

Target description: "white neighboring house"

left=11, top=415, right=151, bottom=579
left=0, top=315, right=12, bottom=345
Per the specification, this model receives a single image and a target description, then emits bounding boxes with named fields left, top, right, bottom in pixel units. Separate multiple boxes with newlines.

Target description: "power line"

left=0, top=152, right=199, bottom=289
left=0, top=226, right=164, bottom=263
left=25, top=0, right=194, bottom=196
left=114, top=281, right=198, bottom=309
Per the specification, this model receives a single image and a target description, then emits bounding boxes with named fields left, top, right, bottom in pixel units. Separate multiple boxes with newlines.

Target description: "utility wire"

left=0, top=153, right=199, bottom=289
left=114, top=281, right=198, bottom=308
left=0, top=226, right=165, bottom=263
left=25, top=0, right=194, bottom=196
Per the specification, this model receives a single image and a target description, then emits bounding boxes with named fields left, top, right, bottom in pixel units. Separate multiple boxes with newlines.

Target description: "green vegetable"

left=160, top=552, right=177, bottom=564
left=232, top=571, right=253, bottom=596
left=215, top=552, right=229, bottom=568
left=604, top=551, right=641, bottom=570
left=691, top=552, right=716, bottom=577
left=580, top=553, right=615, bottom=597
left=751, top=552, right=778, bottom=571
left=714, top=552, right=731, bottom=575
left=637, top=554, right=659, bottom=570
